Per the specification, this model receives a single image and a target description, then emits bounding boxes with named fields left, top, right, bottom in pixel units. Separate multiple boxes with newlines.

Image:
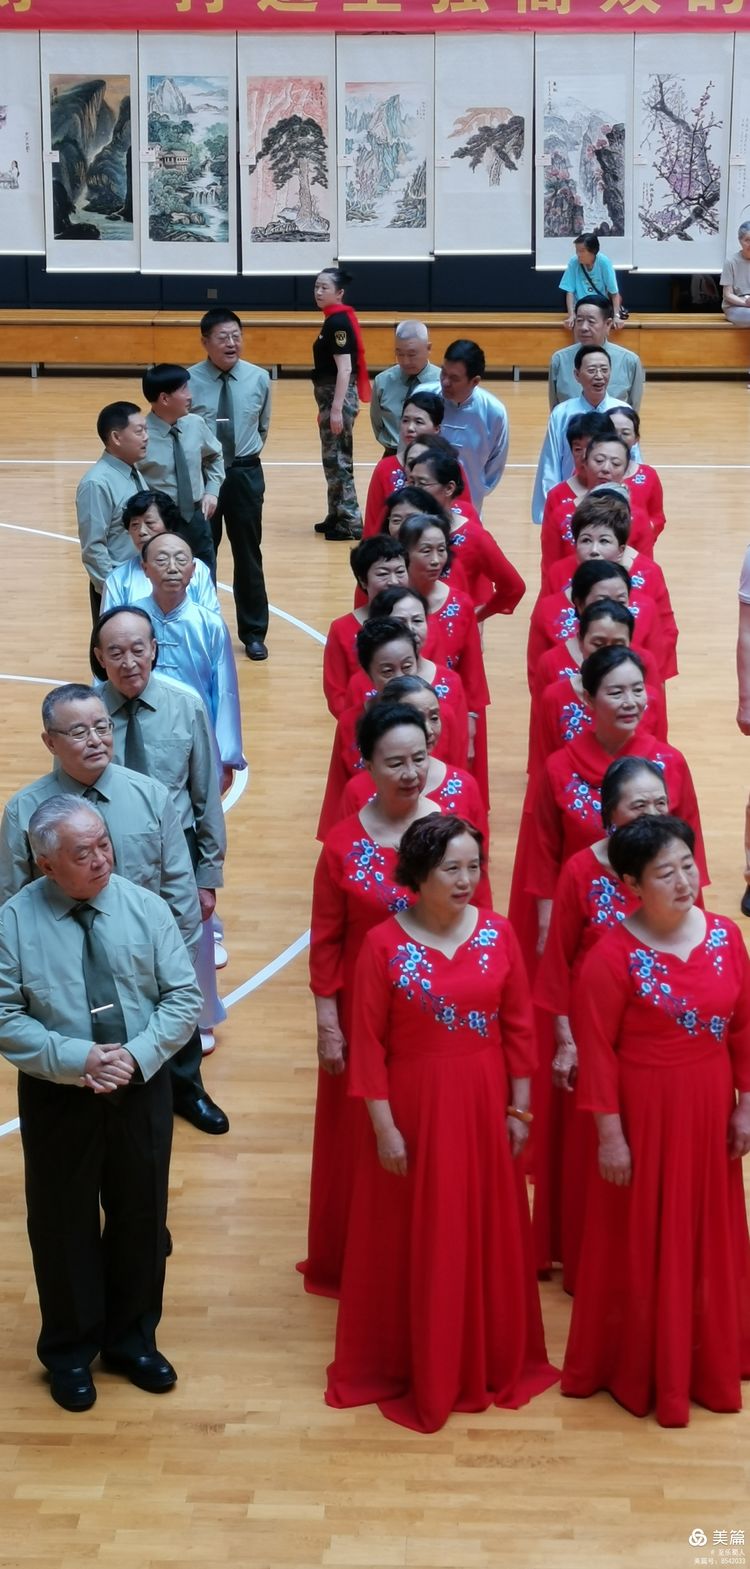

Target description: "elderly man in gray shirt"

left=0, top=682, right=228, bottom=1136
left=75, top=401, right=148, bottom=622
left=0, top=796, right=202, bottom=1411
left=140, top=363, right=224, bottom=578
left=369, top=320, right=440, bottom=455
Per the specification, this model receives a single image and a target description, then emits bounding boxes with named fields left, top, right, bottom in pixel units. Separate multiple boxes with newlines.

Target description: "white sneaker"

left=200, top=1031, right=216, bottom=1055
left=214, top=940, right=228, bottom=969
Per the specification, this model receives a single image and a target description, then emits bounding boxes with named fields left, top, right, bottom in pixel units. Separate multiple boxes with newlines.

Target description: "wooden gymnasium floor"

left=0, top=371, right=749, bottom=1569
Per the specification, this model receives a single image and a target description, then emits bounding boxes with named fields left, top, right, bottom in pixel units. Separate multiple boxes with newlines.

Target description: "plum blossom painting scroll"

left=238, top=34, right=335, bottom=276
left=41, top=34, right=139, bottom=271
left=434, top=35, right=532, bottom=255
left=534, top=34, right=634, bottom=271
left=336, top=35, right=434, bottom=262
left=138, top=33, right=237, bottom=274
left=727, top=34, right=750, bottom=257
left=0, top=34, right=44, bottom=255
left=633, top=34, right=733, bottom=272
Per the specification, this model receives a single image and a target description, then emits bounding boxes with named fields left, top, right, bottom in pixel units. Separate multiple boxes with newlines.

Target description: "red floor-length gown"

left=337, top=763, right=493, bottom=907
left=624, top=463, right=666, bottom=541
left=562, top=914, right=750, bottom=1426
left=427, top=586, right=491, bottom=807
left=448, top=514, right=526, bottom=621
left=545, top=554, right=678, bottom=680
left=539, top=482, right=655, bottom=591
left=301, top=815, right=418, bottom=1298
left=526, top=585, right=666, bottom=689
left=363, top=458, right=474, bottom=538
left=532, top=845, right=640, bottom=1288
left=326, top=910, right=559, bottom=1431
left=528, top=671, right=666, bottom=786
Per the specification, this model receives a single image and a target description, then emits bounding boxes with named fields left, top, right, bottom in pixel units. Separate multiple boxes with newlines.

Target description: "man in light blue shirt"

left=75, top=401, right=148, bottom=620
left=188, top=308, right=272, bottom=663
left=439, top=339, right=509, bottom=516
left=370, top=321, right=441, bottom=454
left=531, top=344, right=641, bottom=524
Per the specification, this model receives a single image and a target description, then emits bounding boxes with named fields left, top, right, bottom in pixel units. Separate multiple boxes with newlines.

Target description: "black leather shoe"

left=314, top=518, right=333, bottom=534
left=244, top=638, right=268, bottom=661
left=173, top=1091, right=229, bottom=1135
left=49, top=1366, right=96, bottom=1411
left=323, top=522, right=355, bottom=541
left=741, top=885, right=750, bottom=917
left=101, top=1350, right=177, bottom=1393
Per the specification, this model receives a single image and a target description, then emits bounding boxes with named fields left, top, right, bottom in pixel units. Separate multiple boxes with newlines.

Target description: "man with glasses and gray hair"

left=369, top=320, right=440, bottom=457
left=0, top=682, right=228, bottom=1135
left=188, top=307, right=272, bottom=662
left=0, top=795, right=202, bottom=1410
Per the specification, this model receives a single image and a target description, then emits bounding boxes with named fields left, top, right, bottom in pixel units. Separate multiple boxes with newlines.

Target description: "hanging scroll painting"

left=727, top=33, right=750, bottom=246
left=238, top=34, right=336, bottom=276
left=434, top=34, right=532, bottom=255
left=534, top=34, right=634, bottom=271
left=41, top=33, right=139, bottom=271
left=138, top=32, right=237, bottom=274
left=0, top=34, right=45, bottom=255
left=336, top=34, right=434, bottom=262
left=633, top=33, right=733, bottom=272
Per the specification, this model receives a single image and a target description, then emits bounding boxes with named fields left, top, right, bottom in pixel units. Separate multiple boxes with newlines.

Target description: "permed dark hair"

left=395, top=814, right=484, bottom=891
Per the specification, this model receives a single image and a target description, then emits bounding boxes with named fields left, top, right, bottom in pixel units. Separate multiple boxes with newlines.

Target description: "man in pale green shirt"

left=0, top=795, right=202, bottom=1410
left=140, top=363, right=224, bottom=577
left=75, top=401, right=148, bottom=620
left=0, top=683, right=227, bottom=1135
left=548, top=294, right=645, bottom=411
left=370, top=321, right=441, bottom=454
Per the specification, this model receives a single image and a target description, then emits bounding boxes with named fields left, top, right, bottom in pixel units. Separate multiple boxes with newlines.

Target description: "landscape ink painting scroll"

left=0, top=34, right=44, bottom=255
left=633, top=33, right=733, bottom=272
left=40, top=34, right=139, bottom=272
left=138, top=33, right=237, bottom=275
left=534, top=34, right=634, bottom=271
left=434, top=35, right=532, bottom=255
left=238, top=34, right=335, bottom=276
left=336, top=35, right=434, bottom=262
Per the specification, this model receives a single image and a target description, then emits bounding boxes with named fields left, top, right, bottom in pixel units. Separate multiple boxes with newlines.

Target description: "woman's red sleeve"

left=456, top=604, right=490, bottom=712
left=309, top=838, right=346, bottom=998
left=323, top=620, right=354, bottom=719
left=497, top=920, right=537, bottom=1078
left=348, top=927, right=392, bottom=1099
left=534, top=858, right=586, bottom=1016
left=525, top=760, right=565, bottom=900
left=727, top=923, right=750, bottom=1092
left=573, top=938, right=629, bottom=1113
left=363, top=461, right=389, bottom=537
left=474, top=529, right=526, bottom=622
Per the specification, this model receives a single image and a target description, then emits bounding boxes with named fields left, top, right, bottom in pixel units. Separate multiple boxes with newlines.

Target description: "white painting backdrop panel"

left=535, top=33, right=634, bottom=272
left=0, top=35, right=45, bottom=256
left=434, top=34, right=532, bottom=255
left=41, top=33, right=139, bottom=273
left=633, top=33, right=733, bottom=272
left=727, top=34, right=750, bottom=250
left=238, top=33, right=336, bottom=276
left=336, top=34, right=434, bottom=262
left=139, top=32, right=237, bottom=275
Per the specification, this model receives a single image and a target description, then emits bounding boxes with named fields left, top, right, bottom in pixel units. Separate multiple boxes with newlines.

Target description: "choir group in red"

left=299, top=387, right=750, bottom=1433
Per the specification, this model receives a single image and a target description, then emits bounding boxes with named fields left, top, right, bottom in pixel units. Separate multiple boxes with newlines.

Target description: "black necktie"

left=123, top=697, right=148, bottom=775
left=130, top=466, right=142, bottom=488
left=216, top=372, right=235, bottom=465
left=170, top=426, right=194, bottom=523
left=71, top=903, right=128, bottom=1047
left=405, top=375, right=418, bottom=397
left=83, top=785, right=102, bottom=803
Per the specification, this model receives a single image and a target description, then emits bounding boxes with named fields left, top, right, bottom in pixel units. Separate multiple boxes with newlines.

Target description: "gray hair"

left=41, top=682, right=98, bottom=732
left=27, top=795, right=106, bottom=860
left=395, top=320, right=429, bottom=343
left=740, top=222, right=750, bottom=240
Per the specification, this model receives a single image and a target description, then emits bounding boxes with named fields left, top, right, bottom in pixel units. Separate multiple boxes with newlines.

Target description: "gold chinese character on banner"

left=690, top=0, right=745, bottom=10
left=433, top=0, right=489, bottom=13
left=600, top=0, right=660, bottom=11
left=257, top=0, right=318, bottom=10
left=517, top=0, right=570, bottom=13
left=342, top=0, right=402, bottom=10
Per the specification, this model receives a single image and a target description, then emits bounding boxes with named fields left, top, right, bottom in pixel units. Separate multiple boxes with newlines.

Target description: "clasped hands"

left=80, top=1043, right=136, bottom=1094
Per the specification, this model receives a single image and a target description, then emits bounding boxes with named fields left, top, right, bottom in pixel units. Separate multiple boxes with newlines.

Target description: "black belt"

left=229, top=455, right=262, bottom=469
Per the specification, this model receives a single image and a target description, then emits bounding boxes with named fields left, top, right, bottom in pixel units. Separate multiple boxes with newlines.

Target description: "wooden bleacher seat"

left=0, top=308, right=746, bottom=376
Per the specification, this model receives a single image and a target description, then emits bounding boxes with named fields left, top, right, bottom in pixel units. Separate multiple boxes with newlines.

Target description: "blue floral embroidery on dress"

left=560, top=700, right=591, bottom=743
left=587, top=874, right=628, bottom=928
left=554, top=605, right=578, bottom=642
left=345, top=837, right=410, bottom=912
left=627, top=930, right=730, bottom=1040
left=564, top=773, right=602, bottom=823
left=433, top=680, right=449, bottom=698
left=632, top=472, right=646, bottom=486
left=631, top=571, right=645, bottom=590
left=440, top=774, right=463, bottom=806
left=387, top=919, right=500, bottom=1034
left=451, top=531, right=467, bottom=547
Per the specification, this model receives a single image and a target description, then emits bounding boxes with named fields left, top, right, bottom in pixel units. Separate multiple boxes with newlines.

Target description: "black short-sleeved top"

left=312, top=310, right=358, bottom=384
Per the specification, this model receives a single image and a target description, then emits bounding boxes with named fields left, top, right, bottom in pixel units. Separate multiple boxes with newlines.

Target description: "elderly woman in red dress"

left=323, top=536, right=409, bottom=717
left=326, top=815, right=558, bottom=1432
left=302, top=703, right=440, bottom=1298
left=562, top=814, right=750, bottom=1427
left=407, top=445, right=526, bottom=623
left=532, top=756, right=670, bottom=1289
left=363, top=390, right=449, bottom=537
left=609, top=404, right=667, bottom=543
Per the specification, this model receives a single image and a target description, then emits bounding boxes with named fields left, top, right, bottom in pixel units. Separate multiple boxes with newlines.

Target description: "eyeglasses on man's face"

left=47, top=720, right=114, bottom=742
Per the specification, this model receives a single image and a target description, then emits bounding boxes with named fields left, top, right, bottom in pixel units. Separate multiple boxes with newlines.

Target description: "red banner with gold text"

left=0, top=0, right=747, bottom=33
